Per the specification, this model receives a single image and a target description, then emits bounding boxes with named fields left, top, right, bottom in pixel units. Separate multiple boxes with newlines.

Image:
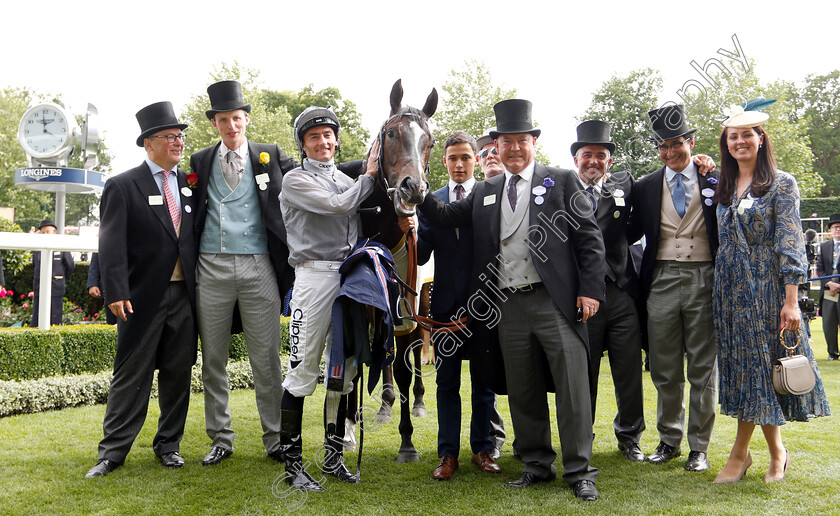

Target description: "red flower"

left=186, top=172, right=199, bottom=189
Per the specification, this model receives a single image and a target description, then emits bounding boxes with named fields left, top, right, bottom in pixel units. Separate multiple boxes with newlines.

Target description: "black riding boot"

left=281, top=409, right=325, bottom=492
left=323, top=394, right=359, bottom=483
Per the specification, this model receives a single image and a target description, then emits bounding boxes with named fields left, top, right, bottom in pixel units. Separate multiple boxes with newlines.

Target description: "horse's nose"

left=399, top=176, right=426, bottom=203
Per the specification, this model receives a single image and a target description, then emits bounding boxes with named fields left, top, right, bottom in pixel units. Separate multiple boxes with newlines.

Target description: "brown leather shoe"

left=433, top=456, right=459, bottom=480
left=471, top=450, right=501, bottom=473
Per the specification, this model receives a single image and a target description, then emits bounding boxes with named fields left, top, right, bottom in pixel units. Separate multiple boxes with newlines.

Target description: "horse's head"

left=378, top=79, right=437, bottom=217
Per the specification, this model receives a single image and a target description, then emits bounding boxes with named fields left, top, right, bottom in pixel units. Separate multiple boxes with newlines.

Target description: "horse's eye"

left=386, top=129, right=395, bottom=139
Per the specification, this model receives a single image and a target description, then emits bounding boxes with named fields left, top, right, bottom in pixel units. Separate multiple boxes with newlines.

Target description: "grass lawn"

left=1, top=327, right=838, bottom=515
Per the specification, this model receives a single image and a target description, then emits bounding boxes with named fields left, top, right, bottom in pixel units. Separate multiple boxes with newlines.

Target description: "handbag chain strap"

left=778, top=328, right=800, bottom=357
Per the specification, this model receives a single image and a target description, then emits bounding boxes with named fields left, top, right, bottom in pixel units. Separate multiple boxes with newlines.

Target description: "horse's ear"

left=423, top=88, right=438, bottom=118
left=390, top=79, right=403, bottom=115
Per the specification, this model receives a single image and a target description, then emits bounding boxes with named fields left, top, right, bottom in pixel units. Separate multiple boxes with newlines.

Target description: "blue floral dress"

left=714, top=171, right=830, bottom=425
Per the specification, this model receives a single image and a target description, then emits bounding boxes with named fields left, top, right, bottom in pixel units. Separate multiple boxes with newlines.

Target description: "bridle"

left=375, top=109, right=434, bottom=196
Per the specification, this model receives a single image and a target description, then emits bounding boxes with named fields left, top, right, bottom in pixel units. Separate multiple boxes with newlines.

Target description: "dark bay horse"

left=351, top=79, right=437, bottom=463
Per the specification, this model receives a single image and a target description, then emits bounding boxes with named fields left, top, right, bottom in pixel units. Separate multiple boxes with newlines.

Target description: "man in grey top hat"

left=419, top=99, right=604, bottom=501
left=628, top=104, right=720, bottom=473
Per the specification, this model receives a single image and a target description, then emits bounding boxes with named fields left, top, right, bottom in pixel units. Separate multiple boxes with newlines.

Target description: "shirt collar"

left=449, top=176, right=476, bottom=195
left=220, top=140, right=249, bottom=160
left=145, top=157, right=175, bottom=175
left=665, top=160, right=697, bottom=182
left=578, top=173, right=605, bottom=192
left=504, top=160, right=535, bottom=185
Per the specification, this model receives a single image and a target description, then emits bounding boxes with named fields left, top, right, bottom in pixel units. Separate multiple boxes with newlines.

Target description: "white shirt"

left=448, top=176, right=476, bottom=203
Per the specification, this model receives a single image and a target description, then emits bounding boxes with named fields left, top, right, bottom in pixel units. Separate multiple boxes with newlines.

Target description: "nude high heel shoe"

left=764, top=449, right=790, bottom=483
left=713, top=452, right=752, bottom=484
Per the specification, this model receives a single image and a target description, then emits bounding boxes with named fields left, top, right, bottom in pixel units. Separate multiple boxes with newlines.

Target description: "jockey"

left=277, top=106, right=378, bottom=491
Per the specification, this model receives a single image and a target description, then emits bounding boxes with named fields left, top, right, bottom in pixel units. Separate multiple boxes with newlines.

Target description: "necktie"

left=834, top=241, right=839, bottom=270
left=454, top=184, right=464, bottom=200
left=160, top=170, right=180, bottom=229
left=508, top=175, right=521, bottom=211
left=587, top=186, right=598, bottom=212
left=224, top=150, right=241, bottom=190
left=672, top=173, right=686, bottom=218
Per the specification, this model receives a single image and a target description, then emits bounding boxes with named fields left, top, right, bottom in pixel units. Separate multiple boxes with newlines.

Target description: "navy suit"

left=418, top=184, right=494, bottom=458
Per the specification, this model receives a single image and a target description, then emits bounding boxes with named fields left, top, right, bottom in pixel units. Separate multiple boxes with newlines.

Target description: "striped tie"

left=160, top=170, right=180, bottom=229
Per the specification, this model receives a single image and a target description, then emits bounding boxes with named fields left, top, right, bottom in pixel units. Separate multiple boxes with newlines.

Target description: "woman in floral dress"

left=712, top=100, right=830, bottom=484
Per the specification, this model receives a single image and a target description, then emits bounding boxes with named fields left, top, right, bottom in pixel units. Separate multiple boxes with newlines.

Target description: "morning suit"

left=190, top=141, right=296, bottom=454
left=419, top=162, right=605, bottom=485
left=96, top=161, right=198, bottom=463
left=417, top=182, right=495, bottom=459
left=585, top=171, right=645, bottom=447
left=628, top=163, right=719, bottom=453
left=817, top=239, right=840, bottom=359
left=31, top=250, right=74, bottom=326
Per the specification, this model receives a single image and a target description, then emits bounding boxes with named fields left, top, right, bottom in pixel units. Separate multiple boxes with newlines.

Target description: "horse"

left=348, top=79, right=437, bottom=463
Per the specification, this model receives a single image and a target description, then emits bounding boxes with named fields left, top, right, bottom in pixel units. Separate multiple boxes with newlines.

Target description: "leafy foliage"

left=0, top=217, right=30, bottom=279
left=262, top=84, right=371, bottom=162
left=797, top=70, right=840, bottom=195
left=579, top=68, right=664, bottom=178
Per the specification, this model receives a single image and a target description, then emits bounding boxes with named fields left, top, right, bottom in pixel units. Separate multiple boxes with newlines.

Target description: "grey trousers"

left=197, top=254, right=285, bottom=454
left=646, top=261, right=717, bottom=453
left=498, top=286, right=597, bottom=486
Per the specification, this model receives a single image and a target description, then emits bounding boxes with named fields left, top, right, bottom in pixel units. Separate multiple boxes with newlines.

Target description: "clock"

left=18, top=103, right=75, bottom=160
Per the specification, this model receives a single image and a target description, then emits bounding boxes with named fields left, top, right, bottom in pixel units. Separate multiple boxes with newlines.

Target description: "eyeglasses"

left=654, top=138, right=690, bottom=152
left=149, top=134, right=187, bottom=143
left=478, top=147, right=498, bottom=158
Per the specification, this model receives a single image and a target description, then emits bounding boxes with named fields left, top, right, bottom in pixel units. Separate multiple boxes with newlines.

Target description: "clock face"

left=19, top=104, right=70, bottom=158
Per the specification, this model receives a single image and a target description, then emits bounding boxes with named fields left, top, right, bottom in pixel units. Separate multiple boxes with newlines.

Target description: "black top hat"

left=38, top=218, right=56, bottom=230
left=570, top=120, right=616, bottom=156
left=205, top=81, right=251, bottom=120
left=135, top=101, right=188, bottom=147
left=489, top=100, right=541, bottom=138
left=647, top=104, right=696, bottom=142
left=828, top=214, right=840, bottom=229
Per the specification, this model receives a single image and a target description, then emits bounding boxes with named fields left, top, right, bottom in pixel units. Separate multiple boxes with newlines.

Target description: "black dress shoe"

left=685, top=450, right=709, bottom=472
left=828, top=355, right=839, bottom=361
left=504, top=471, right=555, bottom=488
left=85, top=459, right=121, bottom=478
left=268, top=446, right=288, bottom=463
left=618, top=442, right=646, bottom=462
left=202, top=446, right=233, bottom=466
left=646, top=442, right=681, bottom=464
left=159, top=451, right=185, bottom=468
left=573, top=479, right=599, bottom=501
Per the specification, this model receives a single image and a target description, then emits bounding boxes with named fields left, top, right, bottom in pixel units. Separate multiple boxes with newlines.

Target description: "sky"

left=3, top=0, right=838, bottom=175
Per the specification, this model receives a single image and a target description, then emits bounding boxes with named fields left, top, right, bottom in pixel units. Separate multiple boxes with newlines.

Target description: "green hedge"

left=801, top=197, right=840, bottom=220
left=0, top=357, right=258, bottom=418
left=0, top=319, right=291, bottom=381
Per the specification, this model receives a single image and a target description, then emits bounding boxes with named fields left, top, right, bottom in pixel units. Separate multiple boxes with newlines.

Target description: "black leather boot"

left=281, top=409, right=325, bottom=492
left=322, top=394, right=359, bottom=483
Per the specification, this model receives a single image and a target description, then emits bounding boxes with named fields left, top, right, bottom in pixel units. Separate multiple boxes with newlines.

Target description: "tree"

left=682, top=61, right=823, bottom=197
left=798, top=70, right=840, bottom=195
left=428, top=60, right=518, bottom=189
left=180, top=62, right=295, bottom=171
left=578, top=68, right=664, bottom=178
left=0, top=87, right=112, bottom=228
left=262, top=84, right=371, bottom=162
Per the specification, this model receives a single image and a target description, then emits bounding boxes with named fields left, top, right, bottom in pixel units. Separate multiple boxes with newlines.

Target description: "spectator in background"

left=817, top=213, right=840, bottom=361
left=31, top=219, right=74, bottom=326
left=87, top=253, right=117, bottom=325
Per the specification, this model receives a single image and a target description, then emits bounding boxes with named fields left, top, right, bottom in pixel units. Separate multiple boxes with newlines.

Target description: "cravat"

left=224, top=150, right=241, bottom=190
left=454, top=184, right=464, bottom=200
left=160, top=170, right=180, bottom=229
left=508, top=175, right=521, bottom=211
left=672, top=173, right=686, bottom=218
left=587, top=186, right=598, bottom=212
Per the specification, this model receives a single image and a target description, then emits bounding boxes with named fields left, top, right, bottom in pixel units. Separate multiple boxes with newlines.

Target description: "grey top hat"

left=205, top=80, right=251, bottom=119
left=489, top=100, right=541, bottom=139
left=476, top=130, right=495, bottom=150
left=647, top=104, right=696, bottom=142
left=135, top=101, right=188, bottom=147
left=571, top=120, right=616, bottom=156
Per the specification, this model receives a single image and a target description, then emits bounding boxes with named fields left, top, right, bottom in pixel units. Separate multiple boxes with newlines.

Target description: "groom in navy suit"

left=417, top=131, right=500, bottom=481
